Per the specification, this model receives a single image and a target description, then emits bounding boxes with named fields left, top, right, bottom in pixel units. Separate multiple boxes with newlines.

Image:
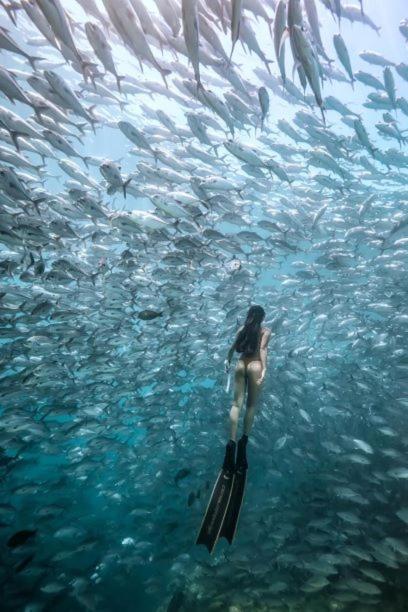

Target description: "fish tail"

left=89, top=74, right=98, bottom=91
left=10, top=130, right=22, bottom=151
left=116, top=75, right=125, bottom=93
left=173, top=219, right=183, bottom=234
left=76, top=122, right=88, bottom=136
left=32, top=195, right=47, bottom=204
left=371, top=146, right=379, bottom=158
left=28, top=56, right=44, bottom=69
left=87, top=105, right=98, bottom=134
left=212, top=144, right=220, bottom=157
left=159, top=68, right=171, bottom=89
left=81, top=60, right=97, bottom=81
left=196, top=78, right=205, bottom=96
left=33, top=105, right=43, bottom=120
left=265, top=59, right=274, bottom=76
left=123, top=177, right=132, bottom=199
left=228, top=38, right=238, bottom=66
left=1, top=0, right=18, bottom=25
left=320, top=105, right=326, bottom=126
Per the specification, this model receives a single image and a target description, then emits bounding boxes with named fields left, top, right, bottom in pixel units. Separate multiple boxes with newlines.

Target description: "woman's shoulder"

left=262, top=326, right=272, bottom=335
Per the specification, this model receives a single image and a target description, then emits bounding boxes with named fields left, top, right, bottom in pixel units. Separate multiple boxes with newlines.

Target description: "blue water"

left=1, top=1, right=408, bottom=611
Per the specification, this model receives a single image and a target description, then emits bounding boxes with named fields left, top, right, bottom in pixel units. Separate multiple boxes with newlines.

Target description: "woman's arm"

left=258, top=329, right=272, bottom=384
left=225, top=326, right=243, bottom=370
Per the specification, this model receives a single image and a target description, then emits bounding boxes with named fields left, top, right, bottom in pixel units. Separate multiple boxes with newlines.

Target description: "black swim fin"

left=219, top=437, right=248, bottom=544
left=195, top=441, right=236, bottom=553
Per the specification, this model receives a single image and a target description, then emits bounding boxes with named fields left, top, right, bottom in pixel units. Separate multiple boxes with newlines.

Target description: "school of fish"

left=0, top=0, right=408, bottom=610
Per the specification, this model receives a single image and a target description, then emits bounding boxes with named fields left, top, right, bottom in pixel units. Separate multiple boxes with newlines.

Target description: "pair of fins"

left=196, top=439, right=247, bottom=553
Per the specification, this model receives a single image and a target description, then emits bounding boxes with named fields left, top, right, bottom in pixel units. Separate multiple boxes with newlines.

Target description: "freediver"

left=224, top=305, right=271, bottom=472
left=196, top=305, right=272, bottom=551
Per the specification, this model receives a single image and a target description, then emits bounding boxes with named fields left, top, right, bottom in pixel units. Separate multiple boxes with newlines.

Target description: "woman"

left=223, top=305, right=271, bottom=472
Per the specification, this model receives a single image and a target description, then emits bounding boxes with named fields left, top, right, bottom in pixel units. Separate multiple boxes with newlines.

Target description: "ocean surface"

left=1, top=1, right=408, bottom=610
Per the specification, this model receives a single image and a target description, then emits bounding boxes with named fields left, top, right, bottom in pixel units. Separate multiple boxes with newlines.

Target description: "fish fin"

left=291, top=60, right=300, bottom=84
left=278, top=28, right=289, bottom=58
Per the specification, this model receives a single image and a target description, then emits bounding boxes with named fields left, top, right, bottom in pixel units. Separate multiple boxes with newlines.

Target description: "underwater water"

left=1, top=0, right=408, bottom=610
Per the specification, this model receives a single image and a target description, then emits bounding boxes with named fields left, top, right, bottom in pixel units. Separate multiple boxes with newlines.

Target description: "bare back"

left=237, top=326, right=270, bottom=365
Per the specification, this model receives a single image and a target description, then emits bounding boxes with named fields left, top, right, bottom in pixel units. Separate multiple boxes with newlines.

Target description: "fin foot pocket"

left=222, top=440, right=236, bottom=472
left=236, top=436, right=248, bottom=470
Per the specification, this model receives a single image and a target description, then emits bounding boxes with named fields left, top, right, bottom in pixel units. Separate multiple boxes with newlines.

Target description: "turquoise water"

left=1, top=1, right=408, bottom=610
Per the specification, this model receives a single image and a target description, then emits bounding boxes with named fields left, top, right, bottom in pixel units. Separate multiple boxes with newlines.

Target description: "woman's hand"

left=257, top=370, right=266, bottom=386
left=224, top=359, right=230, bottom=373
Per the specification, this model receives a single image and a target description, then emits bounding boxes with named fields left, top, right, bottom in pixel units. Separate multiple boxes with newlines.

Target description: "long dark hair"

left=235, top=305, right=265, bottom=355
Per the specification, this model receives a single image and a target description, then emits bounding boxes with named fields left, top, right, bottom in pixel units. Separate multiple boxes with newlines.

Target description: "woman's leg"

left=229, top=360, right=246, bottom=441
left=243, top=361, right=263, bottom=436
